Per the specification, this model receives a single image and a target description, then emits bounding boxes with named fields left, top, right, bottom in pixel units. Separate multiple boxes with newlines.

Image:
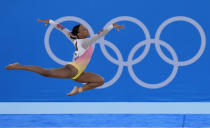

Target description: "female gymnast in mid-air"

left=6, top=18, right=124, bottom=96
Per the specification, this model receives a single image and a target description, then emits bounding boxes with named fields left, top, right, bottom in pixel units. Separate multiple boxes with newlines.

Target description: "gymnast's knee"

left=40, top=69, right=51, bottom=77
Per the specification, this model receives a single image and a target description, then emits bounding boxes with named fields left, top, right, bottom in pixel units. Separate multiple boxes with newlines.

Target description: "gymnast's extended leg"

left=6, top=62, right=78, bottom=79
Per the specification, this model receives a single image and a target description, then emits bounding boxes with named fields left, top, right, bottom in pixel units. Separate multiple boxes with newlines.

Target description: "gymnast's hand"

left=37, top=19, right=50, bottom=26
left=113, top=23, right=124, bottom=31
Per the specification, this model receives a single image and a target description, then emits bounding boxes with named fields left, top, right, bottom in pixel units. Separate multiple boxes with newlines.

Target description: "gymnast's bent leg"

left=67, top=72, right=104, bottom=96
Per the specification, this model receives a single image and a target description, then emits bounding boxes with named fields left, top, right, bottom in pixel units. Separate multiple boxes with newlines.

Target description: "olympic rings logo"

left=44, top=16, right=206, bottom=89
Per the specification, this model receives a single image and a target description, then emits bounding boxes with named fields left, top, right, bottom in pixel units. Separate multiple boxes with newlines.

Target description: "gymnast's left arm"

left=82, top=24, right=124, bottom=48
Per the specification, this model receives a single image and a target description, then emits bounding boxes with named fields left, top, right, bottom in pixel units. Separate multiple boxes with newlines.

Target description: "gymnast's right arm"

left=37, top=19, right=74, bottom=42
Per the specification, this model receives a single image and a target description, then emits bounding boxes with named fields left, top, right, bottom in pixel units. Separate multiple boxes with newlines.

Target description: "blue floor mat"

left=0, top=114, right=210, bottom=127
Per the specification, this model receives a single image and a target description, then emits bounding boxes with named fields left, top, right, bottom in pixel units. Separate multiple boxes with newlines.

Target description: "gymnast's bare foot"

left=67, top=86, right=80, bottom=96
left=5, top=62, right=22, bottom=70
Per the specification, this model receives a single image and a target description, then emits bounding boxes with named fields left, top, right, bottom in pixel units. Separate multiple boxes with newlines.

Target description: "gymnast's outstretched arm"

left=37, top=19, right=75, bottom=43
left=82, top=24, right=124, bottom=48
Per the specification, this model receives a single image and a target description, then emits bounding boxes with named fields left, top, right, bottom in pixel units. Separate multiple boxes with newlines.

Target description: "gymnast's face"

left=77, top=25, right=90, bottom=39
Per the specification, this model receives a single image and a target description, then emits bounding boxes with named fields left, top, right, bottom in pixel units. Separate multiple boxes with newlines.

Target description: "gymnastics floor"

left=0, top=114, right=210, bottom=127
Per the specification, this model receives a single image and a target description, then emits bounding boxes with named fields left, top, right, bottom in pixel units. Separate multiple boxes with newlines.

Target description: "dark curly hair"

left=70, top=24, right=81, bottom=39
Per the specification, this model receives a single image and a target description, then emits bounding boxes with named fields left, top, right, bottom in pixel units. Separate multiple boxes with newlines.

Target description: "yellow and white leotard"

left=49, top=19, right=113, bottom=79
